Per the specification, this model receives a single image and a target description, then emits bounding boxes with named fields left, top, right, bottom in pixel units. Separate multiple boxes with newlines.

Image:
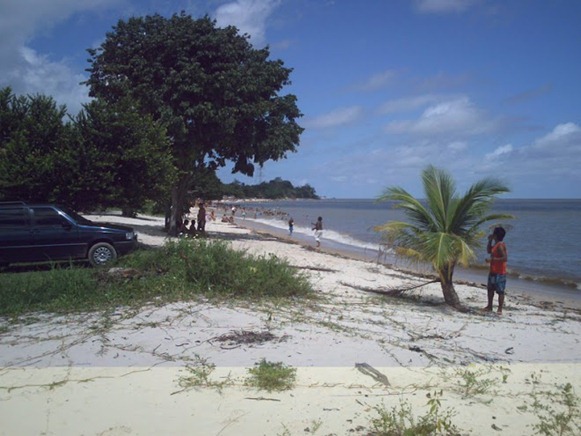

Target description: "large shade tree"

left=84, top=13, right=303, bottom=234
left=375, top=165, right=513, bottom=308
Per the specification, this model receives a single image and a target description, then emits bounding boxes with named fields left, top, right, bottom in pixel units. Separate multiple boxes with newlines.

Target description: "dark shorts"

left=488, top=274, right=507, bottom=295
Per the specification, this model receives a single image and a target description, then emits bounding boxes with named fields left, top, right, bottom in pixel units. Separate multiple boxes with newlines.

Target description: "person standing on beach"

left=484, top=226, right=508, bottom=314
left=288, top=217, right=294, bottom=236
left=312, top=216, right=323, bottom=248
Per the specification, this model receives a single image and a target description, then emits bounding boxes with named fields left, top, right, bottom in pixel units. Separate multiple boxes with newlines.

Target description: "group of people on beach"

left=178, top=202, right=216, bottom=237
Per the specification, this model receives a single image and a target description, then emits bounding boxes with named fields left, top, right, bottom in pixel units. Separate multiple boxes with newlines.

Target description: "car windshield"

left=60, top=206, right=93, bottom=225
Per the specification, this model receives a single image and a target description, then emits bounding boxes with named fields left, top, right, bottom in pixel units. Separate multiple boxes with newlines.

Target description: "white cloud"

left=8, top=47, right=90, bottom=114
left=415, top=0, right=479, bottom=14
left=290, top=120, right=581, bottom=199
left=378, top=94, right=442, bottom=114
left=0, top=0, right=121, bottom=114
left=485, top=144, right=513, bottom=161
left=532, top=122, right=580, bottom=150
left=475, top=123, right=581, bottom=194
left=214, top=0, right=281, bottom=46
left=447, top=141, right=467, bottom=151
left=385, top=97, right=494, bottom=136
left=305, top=106, right=363, bottom=129
left=356, top=70, right=397, bottom=91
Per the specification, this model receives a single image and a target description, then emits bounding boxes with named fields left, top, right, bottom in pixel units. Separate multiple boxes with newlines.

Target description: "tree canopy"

left=71, top=98, right=176, bottom=215
left=0, top=88, right=74, bottom=204
left=0, top=87, right=175, bottom=212
left=375, top=165, right=513, bottom=308
left=222, top=177, right=318, bottom=199
left=84, top=13, right=303, bottom=233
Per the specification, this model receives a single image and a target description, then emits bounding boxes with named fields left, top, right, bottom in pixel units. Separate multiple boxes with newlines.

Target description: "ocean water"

left=223, top=199, right=581, bottom=291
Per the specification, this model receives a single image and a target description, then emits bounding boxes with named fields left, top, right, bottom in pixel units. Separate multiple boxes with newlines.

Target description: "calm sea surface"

left=225, top=199, right=581, bottom=292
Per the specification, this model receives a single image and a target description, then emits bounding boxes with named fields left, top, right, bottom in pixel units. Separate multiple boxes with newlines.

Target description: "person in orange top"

left=484, top=226, right=508, bottom=314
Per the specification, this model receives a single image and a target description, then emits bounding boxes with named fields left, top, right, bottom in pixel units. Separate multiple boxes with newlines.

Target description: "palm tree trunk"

left=439, top=264, right=460, bottom=307
left=441, top=278, right=460, bottom=307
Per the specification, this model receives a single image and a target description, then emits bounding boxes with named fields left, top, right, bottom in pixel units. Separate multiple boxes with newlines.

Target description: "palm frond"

left=418, top=231, right=473, bottom=270
left=377, top=186, right=436, bottom=231
left=422, top=165, right=456, bottom=231
left=449, top=178, right=512, bottom=235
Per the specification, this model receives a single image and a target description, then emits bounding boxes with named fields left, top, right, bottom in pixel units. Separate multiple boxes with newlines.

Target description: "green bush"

left=370, top=391, right=461, bottom=435
left=245, top=359, right=297, bottom=392
left=0, top=239, right=313, bottom=317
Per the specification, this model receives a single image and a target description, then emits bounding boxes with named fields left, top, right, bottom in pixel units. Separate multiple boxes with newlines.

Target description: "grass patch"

left=520, top=372, right=581, bottom=435
left=452, top=365, right=509, bottom=399
left=0, top=239, right=314, bottom=317
left=369, top=390, right=462, bottom=435
left=174, top=357, right=234, bottom=394
left=245, top=358, right=297, bottom=392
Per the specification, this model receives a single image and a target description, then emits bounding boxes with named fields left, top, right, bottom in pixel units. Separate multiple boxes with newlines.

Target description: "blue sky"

left=1, top=0, right=580, bottom=199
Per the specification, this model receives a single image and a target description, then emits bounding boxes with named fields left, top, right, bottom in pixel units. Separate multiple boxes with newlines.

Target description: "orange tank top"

left=490, top=241, right=507, bottom=275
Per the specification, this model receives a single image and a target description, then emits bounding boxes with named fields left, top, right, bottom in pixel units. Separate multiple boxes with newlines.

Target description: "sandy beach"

left=1, top=212, right=580, bottom=435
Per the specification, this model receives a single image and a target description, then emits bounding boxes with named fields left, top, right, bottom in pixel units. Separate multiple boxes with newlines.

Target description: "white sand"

left=1, top=211, right=580, bottom=435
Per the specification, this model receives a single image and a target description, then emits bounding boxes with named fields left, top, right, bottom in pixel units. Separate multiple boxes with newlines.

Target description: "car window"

left=0, top=207, right=27, bottom=227
left=32, top=208, right=69, bottom=226
left=59, top=206, right=93, bottom=225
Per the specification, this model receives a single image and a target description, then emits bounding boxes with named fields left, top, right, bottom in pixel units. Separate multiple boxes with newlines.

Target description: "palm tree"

left=375, top=165, right=513, bottom=308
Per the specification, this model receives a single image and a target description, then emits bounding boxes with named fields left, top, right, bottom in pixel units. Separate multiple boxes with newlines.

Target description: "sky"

left=1, top=0, right=580, bottom=199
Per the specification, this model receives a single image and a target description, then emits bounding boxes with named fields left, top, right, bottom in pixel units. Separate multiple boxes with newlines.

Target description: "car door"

left=0, top=206, right=32, bottom=263
left=31, top=207, right=83, bottom=261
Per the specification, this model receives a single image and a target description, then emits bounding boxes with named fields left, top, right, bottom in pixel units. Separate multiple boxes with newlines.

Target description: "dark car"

left=0, top=202, right=137, bottom=267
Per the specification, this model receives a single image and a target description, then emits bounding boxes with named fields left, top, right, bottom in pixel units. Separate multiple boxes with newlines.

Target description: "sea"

left=220, top=199, right=581, bottom=302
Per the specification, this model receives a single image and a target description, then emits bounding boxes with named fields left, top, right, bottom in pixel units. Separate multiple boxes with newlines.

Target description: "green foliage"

left=0, top=88, right=74, bottom=203
left=84, top=13, right=303, bottom=232
left=0, top=88, right=176, bottom=213
left=221, top=177, right=319, bottom=199
left=122, top=239, right=313, bottom=299
left=189, top=167, right=226, bottom=201
left=370, top=390, right=461, bottom=435
left=0, top=263, right=99, bottom=314
left=175, top=356, right=233, bottom=394
left=70, top=98, right=176, bottom=213
left=375, top=165, right=513, bottom=306
left=245, top=359, right=297, bottom=392
left=0, top=239, right=313, bottom=316
left=521, top=373, right=581, bottom=436
left=453, top=366, right=504, bottom=399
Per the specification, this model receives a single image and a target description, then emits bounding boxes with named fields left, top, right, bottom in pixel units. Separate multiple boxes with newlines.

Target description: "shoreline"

left=215, top=198, right=581, bottom=291
left=234, top=217, right=581, bottom=311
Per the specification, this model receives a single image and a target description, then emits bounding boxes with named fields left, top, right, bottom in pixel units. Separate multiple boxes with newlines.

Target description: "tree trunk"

left=440, top=278, right=460, bottom=307
left=168, top=174, right=191, bottom=236
left=439, top=263, right=461, bottom=307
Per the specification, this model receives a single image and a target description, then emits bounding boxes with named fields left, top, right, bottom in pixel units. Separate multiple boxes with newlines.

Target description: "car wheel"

left=88, top=242, right=118, bottom=267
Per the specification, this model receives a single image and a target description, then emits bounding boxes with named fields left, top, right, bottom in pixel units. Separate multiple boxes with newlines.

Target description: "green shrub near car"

left=0, top=239, right=313, bottom=317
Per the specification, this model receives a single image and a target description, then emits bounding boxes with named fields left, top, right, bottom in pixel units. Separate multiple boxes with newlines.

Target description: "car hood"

left=80, top=221, right=135, bottom=233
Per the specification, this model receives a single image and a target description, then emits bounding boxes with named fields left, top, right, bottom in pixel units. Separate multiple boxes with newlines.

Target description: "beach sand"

left=1, top=212, right=580, bottom=435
